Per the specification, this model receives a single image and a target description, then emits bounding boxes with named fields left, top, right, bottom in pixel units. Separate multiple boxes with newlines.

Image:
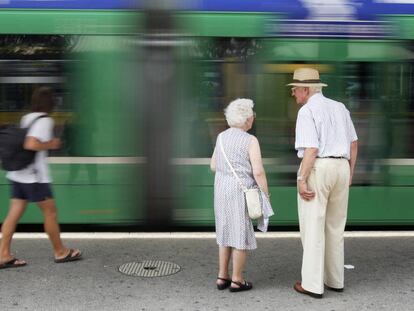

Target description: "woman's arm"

left=210, top=149, right=216, bottom=172
left=24, top=136, right=61, bottom=151
left=248, top=136, right=269, bottom=197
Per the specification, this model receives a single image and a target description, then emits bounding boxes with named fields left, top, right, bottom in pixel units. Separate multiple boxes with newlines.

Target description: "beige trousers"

left=298, top=158, right=350, bottom=294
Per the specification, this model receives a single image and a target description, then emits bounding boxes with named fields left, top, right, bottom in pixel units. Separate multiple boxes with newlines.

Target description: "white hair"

left=309, top=86, right=322, bottom=93
left=224, top=98, right=254, bottom=127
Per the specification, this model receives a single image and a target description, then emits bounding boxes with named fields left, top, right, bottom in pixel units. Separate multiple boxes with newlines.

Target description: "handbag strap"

left=218, top=134, right=248, bottom=192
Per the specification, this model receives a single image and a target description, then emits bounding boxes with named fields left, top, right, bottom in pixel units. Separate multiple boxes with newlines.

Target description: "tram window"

left=0, top=35, right=71, bottom=156
left=175, top=37, right=260, bottom=157
left=383, top=62, right=414, bottom=158
left=0, top=84, right=27, bottom=111
left=343, top=63, right=374, bottom=112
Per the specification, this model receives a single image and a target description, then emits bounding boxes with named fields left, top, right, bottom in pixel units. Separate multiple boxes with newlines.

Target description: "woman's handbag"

left=218, top=134, right=263, bottom=220
left=244, top=188, right=262, bottom=219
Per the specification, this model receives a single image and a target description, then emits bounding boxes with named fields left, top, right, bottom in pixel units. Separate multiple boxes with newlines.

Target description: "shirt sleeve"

left=26, top=117, right=53, bottom=143
left=295, top=107, right=319, bottom=150
left=347, top=111, right=358, bottom=142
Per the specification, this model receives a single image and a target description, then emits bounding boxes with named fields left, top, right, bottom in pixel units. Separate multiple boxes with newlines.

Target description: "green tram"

left=0, top=1, right=413, bottom=228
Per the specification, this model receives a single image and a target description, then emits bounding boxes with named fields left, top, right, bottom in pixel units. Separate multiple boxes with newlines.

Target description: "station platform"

left=0, top=232, right=413, bottom=311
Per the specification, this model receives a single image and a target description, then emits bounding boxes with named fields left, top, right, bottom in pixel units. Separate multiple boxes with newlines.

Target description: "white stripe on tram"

left=48, top=157, right=146, bottom=164
left=380, top=159, right=414, bottom=165
left=8, top=231, right=414, bottom=239
left=48, top=157, right=414, bottom=166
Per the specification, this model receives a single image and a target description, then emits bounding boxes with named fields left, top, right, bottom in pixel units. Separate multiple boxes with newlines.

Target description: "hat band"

left=292, top=79, right=322, bottom=84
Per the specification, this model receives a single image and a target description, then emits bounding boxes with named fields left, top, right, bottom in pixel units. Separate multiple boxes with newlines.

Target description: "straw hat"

left=287, top=68, right=327, bottom=87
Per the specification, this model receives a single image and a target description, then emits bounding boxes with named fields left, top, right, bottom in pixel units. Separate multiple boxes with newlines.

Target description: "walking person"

left=210, top=98, right=272, bottom=292
left=0, top=87, right=82, bottom=269
left=289, top=68, right=358, bottom=298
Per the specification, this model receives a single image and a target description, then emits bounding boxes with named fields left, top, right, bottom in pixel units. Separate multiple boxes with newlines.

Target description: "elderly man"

left=289, top=68, right=358, bottom=298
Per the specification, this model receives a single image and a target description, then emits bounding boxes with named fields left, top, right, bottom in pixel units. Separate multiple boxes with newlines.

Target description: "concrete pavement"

left=0, top=232, right=413, bottom=311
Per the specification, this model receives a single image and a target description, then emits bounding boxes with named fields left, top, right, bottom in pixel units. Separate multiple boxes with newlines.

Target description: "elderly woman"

left=210, top=98, right=270, bottom=292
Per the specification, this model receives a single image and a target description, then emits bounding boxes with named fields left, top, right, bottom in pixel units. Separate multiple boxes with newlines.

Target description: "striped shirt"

left=295, top=93, right=358, bottom=159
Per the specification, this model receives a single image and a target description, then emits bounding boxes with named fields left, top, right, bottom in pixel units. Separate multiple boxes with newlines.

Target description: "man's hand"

left=298, top=180, right=315, bottom=201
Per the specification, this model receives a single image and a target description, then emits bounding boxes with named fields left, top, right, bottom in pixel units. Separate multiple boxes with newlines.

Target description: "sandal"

left=216, top=277, right=231, bottom=290
left=229, top=280, right=253, bottom=292
left=0, top=258, right=27, bottom=270
left=54, top=249, right=82, bottom=263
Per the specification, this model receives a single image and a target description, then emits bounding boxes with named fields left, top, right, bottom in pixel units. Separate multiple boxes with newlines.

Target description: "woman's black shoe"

left=216, top=277, right=231, bottom=290
left=229, top=280, right=253, bottom=292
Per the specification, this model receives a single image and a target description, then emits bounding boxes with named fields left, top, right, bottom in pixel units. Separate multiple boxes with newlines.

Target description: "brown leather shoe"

left=294, top=282, right=323, bottom=299
left=325, top=284, right=344, bottom=292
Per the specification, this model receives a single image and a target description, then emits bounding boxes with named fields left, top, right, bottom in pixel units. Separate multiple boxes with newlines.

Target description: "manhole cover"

left=118, top=260, right=181, bottom=277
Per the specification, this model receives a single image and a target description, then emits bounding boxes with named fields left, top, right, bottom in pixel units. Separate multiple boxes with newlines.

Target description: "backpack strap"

left=24, top=114, right=48, bottom=130
left=23, top=114, right=48, bottom=179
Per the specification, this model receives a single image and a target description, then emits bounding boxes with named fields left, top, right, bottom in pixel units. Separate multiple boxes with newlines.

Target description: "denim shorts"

left=10, top=181, right=54, bottom=202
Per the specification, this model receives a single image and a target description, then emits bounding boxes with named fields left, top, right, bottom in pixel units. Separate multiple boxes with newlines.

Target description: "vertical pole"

left=141, top=9, right=176, bottom=229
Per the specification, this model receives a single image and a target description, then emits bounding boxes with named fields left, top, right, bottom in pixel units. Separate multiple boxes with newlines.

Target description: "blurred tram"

left=0, top=0, right=414, bottom=228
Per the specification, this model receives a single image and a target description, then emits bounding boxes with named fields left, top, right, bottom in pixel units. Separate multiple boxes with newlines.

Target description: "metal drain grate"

left=118, top=260, right=181, bottom=277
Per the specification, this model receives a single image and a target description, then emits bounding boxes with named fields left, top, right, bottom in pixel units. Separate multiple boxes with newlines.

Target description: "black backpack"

left=0, top=115, right=47, bottom=171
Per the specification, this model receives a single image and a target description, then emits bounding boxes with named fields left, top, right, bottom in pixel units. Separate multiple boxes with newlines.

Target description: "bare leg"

left=231, top=249, right=247, bottom=287
left=36, top=199, right=80, bottom=259
left=217, top=246, right=232, bottom=285
left=0, top=199, right=27, bottom=265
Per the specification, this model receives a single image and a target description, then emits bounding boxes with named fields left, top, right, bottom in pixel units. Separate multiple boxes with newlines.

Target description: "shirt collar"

left=307, top=92, right=324, bottom=103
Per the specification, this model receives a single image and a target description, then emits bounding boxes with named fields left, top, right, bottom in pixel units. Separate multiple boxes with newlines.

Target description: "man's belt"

left=317, top=156, right=346, bottom=159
